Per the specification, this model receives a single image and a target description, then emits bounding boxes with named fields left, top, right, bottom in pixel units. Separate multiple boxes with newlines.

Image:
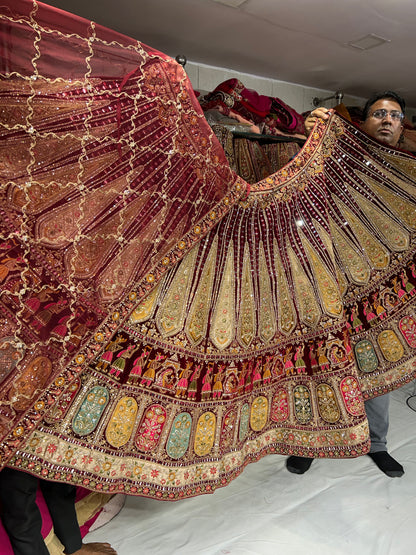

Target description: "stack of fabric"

left=199, top=78, right=306, bottom=137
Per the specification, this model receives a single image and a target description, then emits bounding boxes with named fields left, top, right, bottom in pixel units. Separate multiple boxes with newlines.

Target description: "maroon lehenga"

left=1, top=0, right=416, bottom=500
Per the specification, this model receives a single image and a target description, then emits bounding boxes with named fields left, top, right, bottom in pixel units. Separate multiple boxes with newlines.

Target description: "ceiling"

left=43, top=0, right=416, bottom=107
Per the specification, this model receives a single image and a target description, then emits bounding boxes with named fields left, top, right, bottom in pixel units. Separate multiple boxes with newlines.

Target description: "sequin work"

left=1, top=0, right=416, bottom=501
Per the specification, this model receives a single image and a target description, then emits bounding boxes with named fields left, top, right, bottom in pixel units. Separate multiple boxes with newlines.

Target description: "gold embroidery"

left=210, top=244, right=235, bottom=350
left=329, top=217, right=371, bottom=285
left=156, top=246, right=198, bottom=336
left=237, top=243, right=256, bottom=348
left=373, top=150, right=416, bottom=181
left=250, top=396, right=268, bottom=431
left=273, top=239, right=297, bottom=334
left=129, top=280, right=163, bottom=324
left=258, top=241, right=277, bottom=343
left=299, top=230, right=343, bottom=318
left=194, top=411, right=216, bottom=456
left=357, top=170, right=416, bottom=230
left=377, top=330, right=405, bottom=362
left=313, top=219, right=348, bottom=295
left=288, top=244, right=321, bottom=328
left=185, top=236, right=218, bottom=345
left=348, top=184, right=409, bottom=251
left=316, top=383, right=341, bottom=423
left=333, top=196, right=390, bottom=269
left=105, top=396, right=138, bottom=448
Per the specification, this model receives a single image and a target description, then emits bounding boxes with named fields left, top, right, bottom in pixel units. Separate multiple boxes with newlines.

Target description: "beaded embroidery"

left=1, top=0, right=416, bottom=501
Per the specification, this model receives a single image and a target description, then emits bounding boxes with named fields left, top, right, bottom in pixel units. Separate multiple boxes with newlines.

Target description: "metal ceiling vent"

left=347, top=34, right=391, bottom=51
left=213, top=0, right=247, bottom=7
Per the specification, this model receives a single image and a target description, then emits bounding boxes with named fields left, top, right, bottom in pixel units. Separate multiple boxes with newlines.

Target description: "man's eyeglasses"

left=370, top=109, right=404, bottom=121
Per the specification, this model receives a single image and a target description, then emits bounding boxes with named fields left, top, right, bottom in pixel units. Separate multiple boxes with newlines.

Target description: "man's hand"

left=71, top=542, right=117, bottom=554
left=304, top=107, right=333, bottom=136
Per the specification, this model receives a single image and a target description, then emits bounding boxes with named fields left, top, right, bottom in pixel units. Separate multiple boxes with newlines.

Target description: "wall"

left=185, top=60, right=416, bottom=122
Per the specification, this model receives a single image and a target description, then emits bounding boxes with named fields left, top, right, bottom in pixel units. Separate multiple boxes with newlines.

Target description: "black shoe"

left=286, top=456, right=314, bottom=474
left=368, top=452, right=404, bottom=477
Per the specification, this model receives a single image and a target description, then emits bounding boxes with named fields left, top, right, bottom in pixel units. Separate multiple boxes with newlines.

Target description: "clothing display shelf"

left=232, top=130, right=306, bottom=145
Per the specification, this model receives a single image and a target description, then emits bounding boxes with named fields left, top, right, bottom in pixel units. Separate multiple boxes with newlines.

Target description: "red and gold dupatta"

left=1, top=1, right=415, bottom=500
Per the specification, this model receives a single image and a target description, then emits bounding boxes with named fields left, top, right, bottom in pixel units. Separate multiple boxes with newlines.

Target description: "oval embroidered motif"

left=270, top=388, right=289, bottom=423
left=399, top=315, right=416, bottom=348
left=220, top=408, right=237, bottom=450
left=354, top=339, right=379, bottom=373
left=45, top=378, right=81, bottom=423
left=239, top=403, right=250, bottom=441
left=194, top=411, right=216, bottom=456
left=166, top=412, right=192, bottom=460
left=377, top=330, right=404, bottom=362
left=72, top=386, right=109, bottom=436
left=135, top=404, right=166, bottom=452
left=9, top=355, right=53, bottom=411
left=293, top=385, right=312, bottom=424
left=105, top=396, right=138, bottom=448
left=250, top=396, right=268, bottom=431
left=316, top=383, right=340, bottom=423
left=340, top=376, right=365, bottom=416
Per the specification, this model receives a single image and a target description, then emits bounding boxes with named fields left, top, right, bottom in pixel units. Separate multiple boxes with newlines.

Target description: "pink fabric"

left=221, top=78, right=272, bottom=117
left=0, top=486, right=100, bottom=553
left=200, top=78, right=305, bottom=134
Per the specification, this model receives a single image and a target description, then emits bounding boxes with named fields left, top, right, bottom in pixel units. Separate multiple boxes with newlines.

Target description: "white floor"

left=85, top=381, right=416, bottom=555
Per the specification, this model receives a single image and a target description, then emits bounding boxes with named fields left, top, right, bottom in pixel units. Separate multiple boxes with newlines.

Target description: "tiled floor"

left=85, top=381, right=416, bottom=555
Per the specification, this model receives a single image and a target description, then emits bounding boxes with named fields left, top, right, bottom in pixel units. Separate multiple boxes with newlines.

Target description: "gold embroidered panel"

left=1, top=0, right=416, bottom=501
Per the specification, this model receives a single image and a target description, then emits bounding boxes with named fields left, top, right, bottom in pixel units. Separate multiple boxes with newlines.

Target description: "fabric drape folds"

left=1, top=1, right=416, bottom=501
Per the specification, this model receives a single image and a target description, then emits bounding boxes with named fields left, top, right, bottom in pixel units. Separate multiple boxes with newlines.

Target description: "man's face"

left=361, top=99, right=403, bottom=147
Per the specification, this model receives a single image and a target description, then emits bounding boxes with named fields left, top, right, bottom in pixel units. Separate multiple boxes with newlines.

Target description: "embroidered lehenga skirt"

left=1, top=0, right=415, bottom=500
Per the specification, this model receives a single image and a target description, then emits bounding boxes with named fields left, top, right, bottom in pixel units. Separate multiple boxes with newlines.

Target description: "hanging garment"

left=199, top=78, right=306, bottom=135
left=210, top=124, right=302, bottom=185
left=1, top=0, right=416, bottom=502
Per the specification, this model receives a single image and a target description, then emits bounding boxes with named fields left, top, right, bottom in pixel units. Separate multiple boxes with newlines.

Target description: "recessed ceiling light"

left=213, top=0, right=247, bottom=7
left=347, top=34, right=390, bottom=51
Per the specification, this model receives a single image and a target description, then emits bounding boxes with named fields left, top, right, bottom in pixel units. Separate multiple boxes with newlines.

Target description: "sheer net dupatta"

left=0, top=0, right=244, bottom=465
left=3, top=1, right=416, bottom=504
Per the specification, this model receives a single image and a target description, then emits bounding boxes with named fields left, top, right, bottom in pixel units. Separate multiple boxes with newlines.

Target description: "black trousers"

left=0, top=467, right=82, bottom=555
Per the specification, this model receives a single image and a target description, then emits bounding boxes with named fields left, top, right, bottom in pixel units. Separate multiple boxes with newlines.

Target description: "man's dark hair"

left=362, top=91, right=406, bottom=121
